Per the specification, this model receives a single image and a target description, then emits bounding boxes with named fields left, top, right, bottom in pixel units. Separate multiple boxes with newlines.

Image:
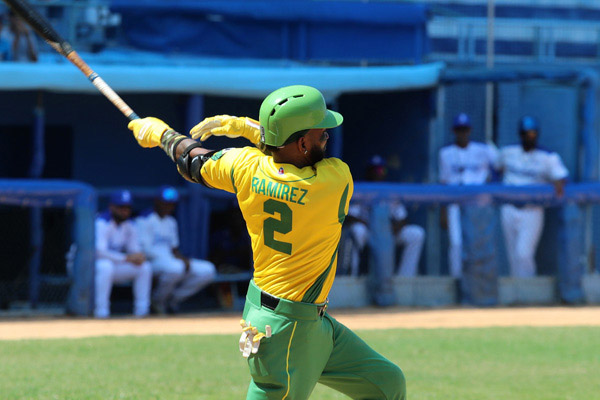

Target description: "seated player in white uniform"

left=438, top=113, right=498, bottom=278
left=136, top=186, right=216, bottom=314
left=94, top=190, right=152, bottom=318
left=345, top=155, right=425, bottom=277
left=496, top=116, right=568, bottom=278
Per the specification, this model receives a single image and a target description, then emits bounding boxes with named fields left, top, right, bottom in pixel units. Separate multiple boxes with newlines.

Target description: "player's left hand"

left=190, top=115, right=261, bottom=145
left=128, top=117, right=172, bottom=148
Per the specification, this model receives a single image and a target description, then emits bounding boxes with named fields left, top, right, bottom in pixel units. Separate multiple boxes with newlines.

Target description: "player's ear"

left=297, top=136, right=307, bottom=154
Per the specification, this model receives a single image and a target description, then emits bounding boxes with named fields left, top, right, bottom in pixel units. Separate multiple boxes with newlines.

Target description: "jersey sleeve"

left=339, top=160, right=354, bottom=220
left=546, top=152, right=569, bottom=181
left=125, top=222, right=142, bottom=254
left=494, top=147, right=505, bottom=170
left=170, top=218, right=180, bottom=249
left=200, top=147, right=258, bottom=193
left=438, top=149, right=450, bottom=183
left=322, top=157, right=353, bottom=221
left=95, top=219, right=126, bottom=262
left=134, top=216, right=152, bottom=255
left=486, top=143, right=500, bottom=168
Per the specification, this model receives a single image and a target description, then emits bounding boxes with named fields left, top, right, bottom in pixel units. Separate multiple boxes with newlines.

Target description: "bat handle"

left=88, top=72, right=138, bottom=120
left=65, top=51, right=139, bottom=121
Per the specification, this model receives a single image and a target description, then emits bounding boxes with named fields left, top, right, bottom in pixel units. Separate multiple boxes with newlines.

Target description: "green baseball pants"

left=242, top=281, right=406, bottom=400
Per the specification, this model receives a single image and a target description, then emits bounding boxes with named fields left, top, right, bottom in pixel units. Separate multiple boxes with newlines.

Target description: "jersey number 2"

left=263, top=199, right=292, bottom=255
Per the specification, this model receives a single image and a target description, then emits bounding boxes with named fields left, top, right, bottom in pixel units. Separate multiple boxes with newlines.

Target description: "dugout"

left=430, top=66, right=599, bottom=304
left=3, top=0, right=599, bottom=313
left=0, top=0, right=442, bottom=314
left=0, top=180, right=95, bottom=315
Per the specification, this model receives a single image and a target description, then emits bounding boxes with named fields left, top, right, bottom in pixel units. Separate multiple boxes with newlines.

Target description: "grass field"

left=1, top=326, right=598, bottom=400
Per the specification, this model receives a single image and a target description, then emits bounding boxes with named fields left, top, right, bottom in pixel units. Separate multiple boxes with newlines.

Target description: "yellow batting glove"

left=238, top=319, right=272, bottom=358
left=190, top=115, right=261, bottom=145
left=128, top=117, right=172, bottom=148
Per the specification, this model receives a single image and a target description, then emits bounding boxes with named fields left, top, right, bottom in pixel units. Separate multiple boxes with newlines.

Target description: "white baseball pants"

left=349, top=222, right=425, bottom=277
left=447, top=204, right=463, bottom=278
left=94, top=259, right=152, bottom=318
left=395, top=225, right=425, bottom=277
left=151, top=255, right=217, bottom=307
left=349, top=222, right=370, bottom=276
left=500, top=204, right=544, bottom=278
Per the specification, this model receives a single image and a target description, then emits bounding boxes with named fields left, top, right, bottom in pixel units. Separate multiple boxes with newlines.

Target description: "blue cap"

left=109, top=190, right=133, bottom=206
left=452, top=113, right=471, bottom=129
left=157, top=186, right=179, bottom=203
left=368, top=155, right=386, bottom=167
left=519, top=116, right=539, bottom=132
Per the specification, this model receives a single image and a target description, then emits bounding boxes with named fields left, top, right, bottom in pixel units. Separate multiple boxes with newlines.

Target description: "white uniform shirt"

left=95, top=212, right=141, bottom=263
left=496, top=145, right=568, bottom=185
left=136, top=211, right=179, bottom=260
left=348, top=201, right=407, bottom=222
left=438, top=142, right=498, bottom=185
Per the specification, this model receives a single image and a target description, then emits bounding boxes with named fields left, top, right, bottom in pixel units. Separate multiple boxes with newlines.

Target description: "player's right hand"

left=190, top=115, right=261, bottom=145
left=128, top=117, right=172, bottom=148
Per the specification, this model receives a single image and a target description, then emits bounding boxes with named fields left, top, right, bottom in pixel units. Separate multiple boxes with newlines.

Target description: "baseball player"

left=496, top=116, right=568, bottom=277
left=438, top=113, right=498, bottom=278
left=346, top=155, right=425, bottom=277
left=94, top=190, right=152, bottom=318
left=136, top=186, right=216, bottom=314
left=128, top=85, right=405, bottom=399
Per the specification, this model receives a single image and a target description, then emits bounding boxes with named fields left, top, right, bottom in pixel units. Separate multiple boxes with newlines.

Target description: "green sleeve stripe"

left=230, top=165, right=237, bottom=194
left=301, top=184, right=351, bottom=303
left=211, top=149, right=227, bottom=161
left=338, top=183, right=349, bottom=224
left=301, top=243, right=339, bottom=304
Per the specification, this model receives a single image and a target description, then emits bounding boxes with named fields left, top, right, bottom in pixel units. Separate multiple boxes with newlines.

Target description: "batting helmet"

left=519, top=116, right=539, bottom=133
left=259, top=85, right=343, bottom=147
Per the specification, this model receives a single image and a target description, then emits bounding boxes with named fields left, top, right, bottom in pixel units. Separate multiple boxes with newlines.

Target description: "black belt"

left=260, top=291, right=328, bottom=317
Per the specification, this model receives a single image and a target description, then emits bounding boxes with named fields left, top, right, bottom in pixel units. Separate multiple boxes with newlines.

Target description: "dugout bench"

left=111, top=271, right=252, bottom=314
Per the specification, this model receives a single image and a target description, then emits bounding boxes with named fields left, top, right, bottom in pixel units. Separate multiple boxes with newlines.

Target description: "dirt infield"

left=1, top=306, right=599, bottom=340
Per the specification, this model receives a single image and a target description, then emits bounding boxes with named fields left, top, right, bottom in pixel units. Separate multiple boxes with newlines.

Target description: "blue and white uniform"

left=496, top=145, right=568, bottom=277
left=95, top=211, right=152, bottom=318
left=438, top=141, right=498, bottom=277
left=136, top=211, right=216, bottom=310
left=347, top=201, right=425, bottom=277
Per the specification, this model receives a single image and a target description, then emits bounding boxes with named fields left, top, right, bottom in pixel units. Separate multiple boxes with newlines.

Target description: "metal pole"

left=184, top=94, right=204, bottom=258
left=426, top=85, right=445, bottom=276
left=485, top=0, right=495, bottom=144
left=28, top=92, right=45, bottom=308
left=329, top=98, right=343, bottom=159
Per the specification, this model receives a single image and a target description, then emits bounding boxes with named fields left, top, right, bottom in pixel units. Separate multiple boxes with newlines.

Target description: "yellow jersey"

left=200, top=146, right=353, bottom=303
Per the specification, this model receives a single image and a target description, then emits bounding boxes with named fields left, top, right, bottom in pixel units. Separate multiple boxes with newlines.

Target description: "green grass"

left=1, top=327, right=598, bottom=399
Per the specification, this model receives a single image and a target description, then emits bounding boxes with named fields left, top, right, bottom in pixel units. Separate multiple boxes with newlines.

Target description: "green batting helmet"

left=259, top=85, right=343, bottom=147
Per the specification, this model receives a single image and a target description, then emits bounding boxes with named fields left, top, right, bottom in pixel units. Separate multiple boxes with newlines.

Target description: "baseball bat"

left=2, top=0, right=139, bottom=120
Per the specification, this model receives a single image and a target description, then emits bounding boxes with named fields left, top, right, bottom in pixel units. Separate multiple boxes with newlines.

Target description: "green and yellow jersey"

left=201, top=146, right=353, bottom=303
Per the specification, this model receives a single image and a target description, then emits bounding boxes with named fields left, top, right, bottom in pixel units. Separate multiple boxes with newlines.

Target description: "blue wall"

left=111, top=0, right=429, bottom=64
left=0, top=89, right=434, bottom=185
left=0, top=92, right=185, bottom=186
